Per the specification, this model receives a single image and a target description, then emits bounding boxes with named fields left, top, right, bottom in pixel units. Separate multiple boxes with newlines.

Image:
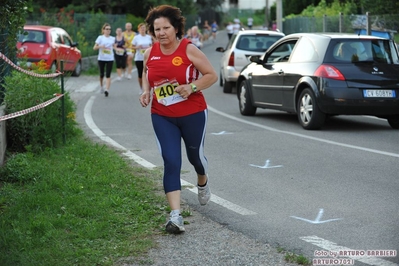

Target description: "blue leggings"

left=152, top=110, right=208, bottom=193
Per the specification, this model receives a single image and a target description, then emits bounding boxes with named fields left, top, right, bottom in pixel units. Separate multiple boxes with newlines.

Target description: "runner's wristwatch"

left=190, top=83, right=197, bottom=93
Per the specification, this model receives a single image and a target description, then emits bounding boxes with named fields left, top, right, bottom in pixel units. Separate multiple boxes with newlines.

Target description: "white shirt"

left=226, top=24, right=234, bottom=34
left=95, top=35, right=115, bottom=61
left=233, top=23, right=241, bottom=34
left=132, top=34, right=153, bottom=61
left=247, top=18, right=253, bottom=26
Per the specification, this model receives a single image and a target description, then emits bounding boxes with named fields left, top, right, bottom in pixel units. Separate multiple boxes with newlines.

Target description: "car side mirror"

left=215, top=47, right=225, bottom=52
left=71, top=42, right=79, bottom=47
left=249, top=55, right=262, bottom=64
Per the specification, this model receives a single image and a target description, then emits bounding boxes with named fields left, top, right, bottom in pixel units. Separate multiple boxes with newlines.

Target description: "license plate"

left=363, top=90, right=396, bottom=98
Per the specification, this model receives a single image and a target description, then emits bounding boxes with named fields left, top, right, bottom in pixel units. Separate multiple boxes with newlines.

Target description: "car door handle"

left=278, top=70, right=284, bottom=75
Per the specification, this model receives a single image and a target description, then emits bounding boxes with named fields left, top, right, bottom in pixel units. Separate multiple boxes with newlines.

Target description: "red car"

left=17, top=25, right=82, bottom=76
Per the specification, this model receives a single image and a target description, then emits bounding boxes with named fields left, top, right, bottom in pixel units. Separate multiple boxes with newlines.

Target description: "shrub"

left=2, top=66, right=80, bottom=153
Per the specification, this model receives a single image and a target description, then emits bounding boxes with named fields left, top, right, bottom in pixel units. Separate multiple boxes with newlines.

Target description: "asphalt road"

left=71, top=32, right=399, bottom=266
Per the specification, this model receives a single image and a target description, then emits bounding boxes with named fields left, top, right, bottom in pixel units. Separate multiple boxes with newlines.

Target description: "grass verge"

left=278, top=246, right=311, bottom=265
left=0, top=135, right=168, bottom=266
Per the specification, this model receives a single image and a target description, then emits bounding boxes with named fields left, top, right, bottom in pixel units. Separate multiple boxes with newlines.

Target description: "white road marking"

left=207, top=106, right=399, bottom=158
left=249, top=159, right=283, bottom=169
left=84, top=96, right=256, bottom=216
left=122, top=150, right=157, bottom=170
left=291, top=208, right=342, bottom=224
left=84, top=97, right=126, bottom=150
left=211, top=131, right=233, bottom=135
left=300, top=235, right=398, bottom=266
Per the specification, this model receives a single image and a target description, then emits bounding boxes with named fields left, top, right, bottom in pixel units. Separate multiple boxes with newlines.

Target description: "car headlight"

left=45, top=47, right=52, bottom=55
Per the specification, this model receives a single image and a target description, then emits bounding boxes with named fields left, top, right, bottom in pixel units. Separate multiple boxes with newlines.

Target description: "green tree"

left=196, top=0, right=224, bottom=9
left=0, top=0, right=31, bottom=104
left=31, top=0, right=197, bottom=17
left=300, top=0, right=357, bottom=17
left=361, top=0, right=399, bottom=14
left=283, top=0, right=321, bottom=16
left=0, top=0, right=30, bottom=56
left=282, top=0, right=399, bottom=17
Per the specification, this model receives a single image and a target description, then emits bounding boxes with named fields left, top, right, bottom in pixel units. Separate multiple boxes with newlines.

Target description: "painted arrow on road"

left=249, top=159, right=283, bottom=169
left=291, top=208, right=342, bottom=224
left=211, top=131, right=233, bottom=135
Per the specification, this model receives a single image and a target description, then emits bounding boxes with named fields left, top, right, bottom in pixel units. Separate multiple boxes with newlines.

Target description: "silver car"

left=237, top=33, right=399, bottom=129
left=216, top=30, right=285, bottom=93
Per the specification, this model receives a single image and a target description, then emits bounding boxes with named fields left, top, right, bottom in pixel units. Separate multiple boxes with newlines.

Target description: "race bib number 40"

left=154, top=79, right=187, bottom=106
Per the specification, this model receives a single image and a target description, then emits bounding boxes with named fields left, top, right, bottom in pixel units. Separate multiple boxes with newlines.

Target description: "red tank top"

left=147, top=38, right=207, bottom=117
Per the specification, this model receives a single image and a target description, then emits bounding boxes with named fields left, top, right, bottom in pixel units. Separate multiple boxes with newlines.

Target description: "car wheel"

left=297, top=88, right=326, bottom=130
left=72, top=60, right=82, bottom=77
left=219, top=72, right=223, bottom=87
left=387, top=115, right=399, bottom=129
left=223, top=80, right=233, bottom=93
left=238, top=79, right=256, bottom=116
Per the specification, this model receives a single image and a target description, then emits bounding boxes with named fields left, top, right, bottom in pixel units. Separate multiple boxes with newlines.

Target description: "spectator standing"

left=113, top=27, right=126, bottom=81
left=132, top=23, right=153, bottom=94
left=233, top=18, right=241, bottom=34
left=247, top=17, right=253, bottom=29
left=202, top=20, right=211, bottom=41
left=272, top=21, right=277, bottom=31
left=123, top=22, right=135, bottom=79
left=226, top=21, right=234, bottom=40
left=93, top=23, right=115, bottom=97
left=140, top=4, right=217, bottom=234
left=211, top=20, right=218, bottom=42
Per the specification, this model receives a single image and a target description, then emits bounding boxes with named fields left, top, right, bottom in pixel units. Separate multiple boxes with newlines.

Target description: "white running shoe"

left=117, top=76, right=121, bottom=81
left=197, top=177, right=211, bottom=205
left=165, top=211, right=185, bottom=234
left=127, top=74, right=132, bottom=80
left=100, top=86, right=104, bottom=94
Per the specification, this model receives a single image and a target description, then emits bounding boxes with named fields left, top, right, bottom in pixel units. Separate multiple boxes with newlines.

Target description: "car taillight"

left=44, top=47, right=52, bottom=55
left=228, top=51, right=234, bottom=67
left=314, top=64, right=345, bottom=80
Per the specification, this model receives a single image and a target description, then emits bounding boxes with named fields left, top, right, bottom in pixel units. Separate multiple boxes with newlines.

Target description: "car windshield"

left=18, top=30, right=46, bottom=44
left=326, top=39, right=399, bottom=64
left=236, top=34, right=282, bottom=51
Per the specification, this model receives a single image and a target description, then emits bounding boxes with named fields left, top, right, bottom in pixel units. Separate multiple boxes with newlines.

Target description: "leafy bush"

left=2, top=65, right=80, bottom=153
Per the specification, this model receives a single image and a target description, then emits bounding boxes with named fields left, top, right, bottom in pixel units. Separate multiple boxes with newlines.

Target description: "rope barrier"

left=0, top=51, right=63, bottom=78
left=0, top=52, right=66, bottom=122
left=0, top=94, right=64, bottom=122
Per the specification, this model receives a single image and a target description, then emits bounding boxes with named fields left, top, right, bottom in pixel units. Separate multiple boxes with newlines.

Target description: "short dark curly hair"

left=145, top=5, right=186, bottom=39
